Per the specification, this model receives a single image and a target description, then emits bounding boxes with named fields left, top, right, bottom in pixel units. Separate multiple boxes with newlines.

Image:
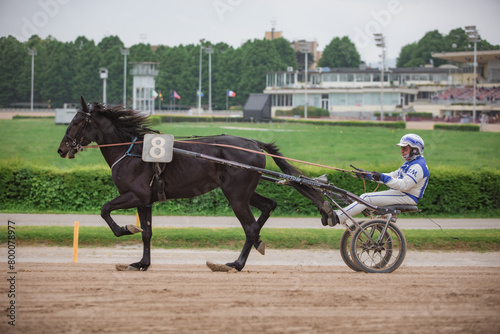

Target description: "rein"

left=83, top=138, right=367, bottom=175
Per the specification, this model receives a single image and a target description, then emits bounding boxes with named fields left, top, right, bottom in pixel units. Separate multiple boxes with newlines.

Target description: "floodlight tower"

left=27, top=47, right=37, bottom=111
left=465, top=25, right=479, bottom=123
left=374, top=33, right=386, bottom=121
left=205, top=45, right=214, bottom=112
left=299, top=41, right=311, bottom=119
left=198, top=39, right=205, bottom=117
left=120, top=48, right=129, bottom=106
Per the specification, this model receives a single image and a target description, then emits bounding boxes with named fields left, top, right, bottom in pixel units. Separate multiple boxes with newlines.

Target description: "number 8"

left=149, top=137, right=166, bottom=159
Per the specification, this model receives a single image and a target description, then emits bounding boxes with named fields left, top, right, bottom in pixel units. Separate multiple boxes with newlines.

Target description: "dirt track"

left=2, top=262, right=499, bottom=333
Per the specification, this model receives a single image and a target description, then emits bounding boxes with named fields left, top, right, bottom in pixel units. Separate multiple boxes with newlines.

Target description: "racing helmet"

left=396, top=133, right=424, bottom=155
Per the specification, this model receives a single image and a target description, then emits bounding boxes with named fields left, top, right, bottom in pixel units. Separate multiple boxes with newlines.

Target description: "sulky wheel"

left=350, top=220, right=406, bottom=274
left=339, top=221, right=364, bottom=272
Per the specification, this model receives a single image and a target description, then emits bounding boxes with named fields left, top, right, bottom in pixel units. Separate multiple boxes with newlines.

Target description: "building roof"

left=268, top=66, right=451, bottom=75
left=432, top=50, right=500, bottom=63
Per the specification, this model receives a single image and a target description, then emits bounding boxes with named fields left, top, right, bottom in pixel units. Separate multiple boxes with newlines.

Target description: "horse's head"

left=57, top=95, right=95, bottom=159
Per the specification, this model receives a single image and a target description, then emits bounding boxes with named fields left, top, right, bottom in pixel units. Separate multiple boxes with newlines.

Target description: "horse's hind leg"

left=127, top=206, right=153, bottom=271
left=251, top=192, right=277, bottom=228
left=250, top=192, right=277, bottom=255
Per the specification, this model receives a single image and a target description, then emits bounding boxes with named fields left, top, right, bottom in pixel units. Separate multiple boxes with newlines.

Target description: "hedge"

left=275, top=106, right=329, bottom=118
left=1, top=163, right=498, bottom=216
left=282, top=119, right=406, bottom=129
left=374, top=112, right=434, bottom=119
left=434, top=124, right=480, bottom=131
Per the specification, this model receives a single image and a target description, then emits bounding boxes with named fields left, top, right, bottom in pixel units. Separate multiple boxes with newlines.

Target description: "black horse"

left=58, top=96, right=330, bottom=271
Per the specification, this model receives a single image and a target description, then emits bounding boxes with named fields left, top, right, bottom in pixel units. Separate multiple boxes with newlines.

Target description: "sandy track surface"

left=2, top=213, right=499, bottom=229
left=2, top=262, right=499, bottom=333
left=10, top=246, right=500, bottom=267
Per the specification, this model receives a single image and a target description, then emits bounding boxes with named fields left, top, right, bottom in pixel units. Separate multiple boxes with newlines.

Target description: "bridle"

left=64, top=110, right=93, bottom=153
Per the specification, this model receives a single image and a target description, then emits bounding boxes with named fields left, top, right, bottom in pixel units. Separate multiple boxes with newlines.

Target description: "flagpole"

left=226, top=90, right=228, bottom=112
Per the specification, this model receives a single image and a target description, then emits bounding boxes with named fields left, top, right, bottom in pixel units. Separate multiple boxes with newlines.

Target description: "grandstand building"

left=264, top=50, right=500, bottom=121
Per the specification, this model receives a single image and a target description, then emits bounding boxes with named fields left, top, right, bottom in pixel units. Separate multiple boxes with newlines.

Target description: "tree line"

left=0, top=28, right=497, bottom=109
left=0, top=35, right=297, bottom=109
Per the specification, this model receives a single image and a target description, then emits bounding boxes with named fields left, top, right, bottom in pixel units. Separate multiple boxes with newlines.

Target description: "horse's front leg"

left=128, top=206, right=153, bottom=271
left=101, top=192, right=145, bottom=237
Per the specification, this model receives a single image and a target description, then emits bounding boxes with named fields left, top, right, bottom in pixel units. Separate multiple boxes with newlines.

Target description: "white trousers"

left=335, top=189, right=417, bottom=224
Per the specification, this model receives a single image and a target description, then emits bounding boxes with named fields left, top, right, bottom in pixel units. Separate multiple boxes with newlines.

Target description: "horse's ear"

left=80, top=95, right=89, bottom=113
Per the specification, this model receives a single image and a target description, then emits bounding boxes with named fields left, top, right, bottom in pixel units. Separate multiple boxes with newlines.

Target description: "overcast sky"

left=1, top=0, right=499, bottom=65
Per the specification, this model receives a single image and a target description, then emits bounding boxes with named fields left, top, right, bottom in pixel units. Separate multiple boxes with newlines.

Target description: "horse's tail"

left=256, top=141, right=327, bottom=224
left=255, top=141, right=302, bottom=176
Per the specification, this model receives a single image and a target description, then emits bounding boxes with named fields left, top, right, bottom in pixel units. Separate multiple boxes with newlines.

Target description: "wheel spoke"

left=350, top=220, right=407, bottom=273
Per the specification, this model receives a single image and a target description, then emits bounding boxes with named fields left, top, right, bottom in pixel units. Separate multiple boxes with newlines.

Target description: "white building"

left=130, top=62, right=159, bottom=114
left=264, top=66, right=453, bottom=117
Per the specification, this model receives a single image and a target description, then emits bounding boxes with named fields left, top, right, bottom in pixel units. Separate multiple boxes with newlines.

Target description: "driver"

left=325, top=133, right=429, bottom=226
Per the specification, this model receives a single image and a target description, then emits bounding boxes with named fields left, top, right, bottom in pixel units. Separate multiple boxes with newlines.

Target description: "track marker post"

left=136, top=213, right=140, bottom=227
left=73, top=221, right=79, bottom=263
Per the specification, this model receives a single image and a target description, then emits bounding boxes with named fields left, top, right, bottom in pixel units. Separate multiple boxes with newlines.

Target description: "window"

left=272, top=94, right=293, bottom=107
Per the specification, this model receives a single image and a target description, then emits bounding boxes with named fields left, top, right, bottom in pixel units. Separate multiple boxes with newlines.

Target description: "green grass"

left=0, top=118, right=499, bottom=171
left=1, top=226, right=499, bottom=252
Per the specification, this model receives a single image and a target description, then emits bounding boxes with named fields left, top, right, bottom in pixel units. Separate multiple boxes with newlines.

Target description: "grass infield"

left=1, top=118, right=499, bottom=170
left=1, top=226, right=499, bottom=252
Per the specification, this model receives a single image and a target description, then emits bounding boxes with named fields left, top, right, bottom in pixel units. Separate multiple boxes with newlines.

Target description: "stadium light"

left=198, top=39, right=205, bottom=118
left=374, top=34, right=385, bottom=121
left=298, top=41, right=311, bottom=119
left=205, top=45, right=214, bottom=112
left=120, top=48, right=129, bottom=107
left=27, top=47, right=37, bottom=111
left=465, top=25, right=479, bottom=125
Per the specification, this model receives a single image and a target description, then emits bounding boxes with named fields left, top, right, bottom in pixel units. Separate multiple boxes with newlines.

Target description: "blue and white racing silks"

left=378, top=156, right=429, bottom=204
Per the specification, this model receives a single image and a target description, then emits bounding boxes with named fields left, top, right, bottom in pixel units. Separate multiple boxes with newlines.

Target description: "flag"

left=152, top=90, right=158, bottom=99
left=173, top=91, right=181, bottom=99
left=197, top=90, right=204, bottom=97
left=227, top=90, right=236, bottom=97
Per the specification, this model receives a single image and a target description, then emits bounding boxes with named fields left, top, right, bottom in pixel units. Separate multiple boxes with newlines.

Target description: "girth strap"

left=150, top=162, right=167, bottom=202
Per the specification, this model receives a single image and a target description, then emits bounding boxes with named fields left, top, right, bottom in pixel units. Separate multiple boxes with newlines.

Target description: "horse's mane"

left=92, top=103, right=158, bottom=140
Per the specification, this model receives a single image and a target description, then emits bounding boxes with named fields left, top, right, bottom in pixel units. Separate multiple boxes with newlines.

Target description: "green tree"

left=238, top=39, right=283, bottom=103
left=270, top=38, right=298, bottom=70
left=399, top=28, right=500, bottom=68
left=156, top=45, right=192, bottom=108
left=443, top=28, right=470, bottom=52
left=40, top=39, right=75, bottom=107
left=0, top=36, right=28, bottom=107
left=129, top=43, right=157, bottom=63
left=98, top=36, right=125, bottom=105
left=71, top=37, right=102, bottom=103
left=396, top=42, right=417, bottom=68
left=210, top=42, right=241, bottom=109
left=318, top=36, right=361, bottom=68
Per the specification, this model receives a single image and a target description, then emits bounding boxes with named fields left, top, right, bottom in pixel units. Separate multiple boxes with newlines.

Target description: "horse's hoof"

left=206, top=261, right=237, bottom=273
left=126, top=224, right=143, bottom=234
left=256, top=241, right=266, bottom=255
